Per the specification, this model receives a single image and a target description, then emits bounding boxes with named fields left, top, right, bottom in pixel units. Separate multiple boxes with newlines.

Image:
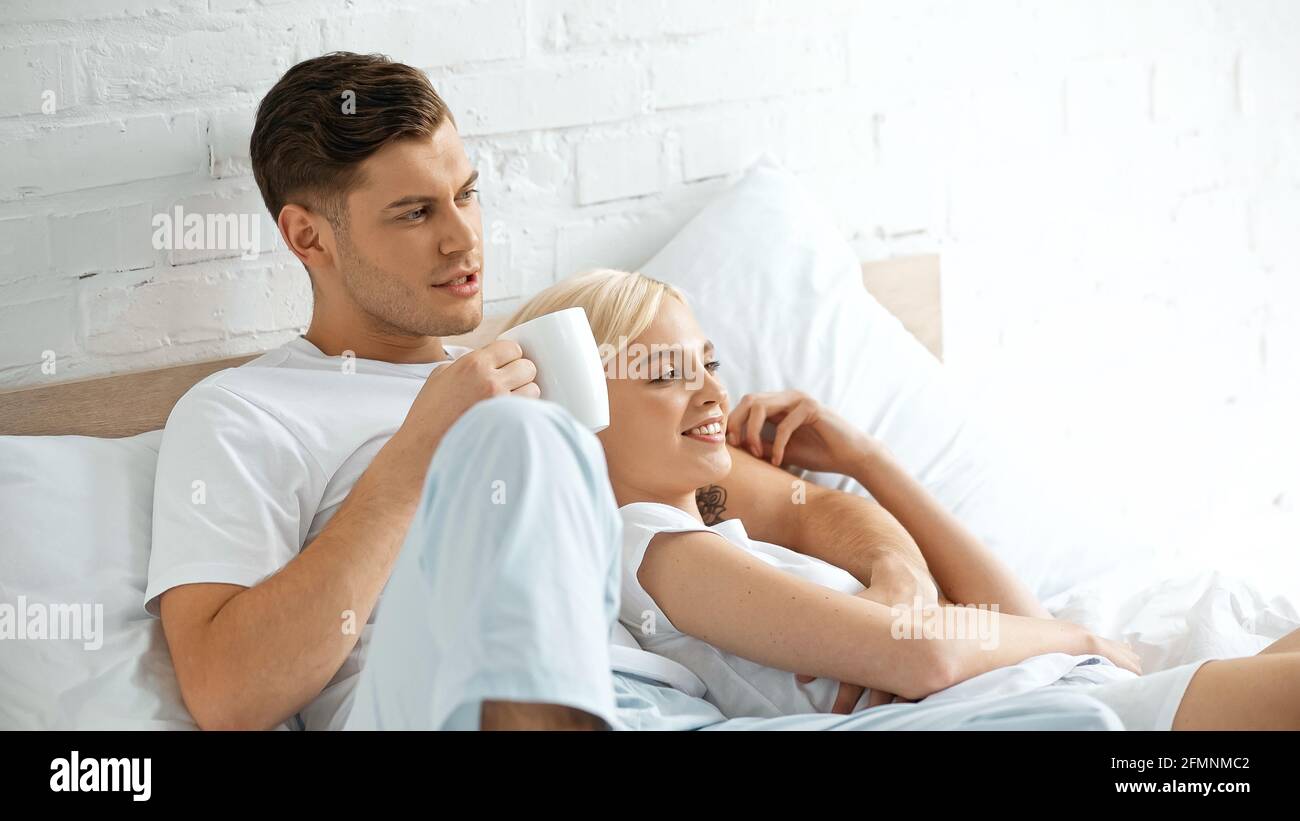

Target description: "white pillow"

left=640, top=154, right=1141, bottom=600
left=0, top=430, right=198, bottom=729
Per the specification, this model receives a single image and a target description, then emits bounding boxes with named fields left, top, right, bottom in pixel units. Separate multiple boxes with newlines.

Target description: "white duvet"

left=1043, top=553, right=1300, bottom=673
left=3, top=431, right=1297, bottom=730
left=3, top=530, right=1294, bottom=729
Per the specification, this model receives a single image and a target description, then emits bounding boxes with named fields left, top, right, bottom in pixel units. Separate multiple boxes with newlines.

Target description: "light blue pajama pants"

left=344, top=395, right=1124, bottom=731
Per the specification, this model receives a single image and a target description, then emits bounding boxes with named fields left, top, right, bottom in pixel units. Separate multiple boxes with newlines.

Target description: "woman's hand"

left=791, top=675, right=909, bottom=712
left=727, top=390, right=876, bottom=475
left=861, top=554, right=942, bottom=611
left=792, top=674, right=867, bottom=714
left=1084, top=632, right=1144, bottom=675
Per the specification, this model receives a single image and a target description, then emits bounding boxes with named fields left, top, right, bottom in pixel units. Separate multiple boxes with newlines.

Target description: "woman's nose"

left=702, top=371, right=727, bottom=405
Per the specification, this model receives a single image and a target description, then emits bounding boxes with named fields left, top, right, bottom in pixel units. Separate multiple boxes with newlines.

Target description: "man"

left=145, top=52, right=1122, bottom=731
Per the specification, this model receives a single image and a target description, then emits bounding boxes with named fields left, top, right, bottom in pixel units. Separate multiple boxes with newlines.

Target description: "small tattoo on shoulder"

left=696, top=484, right=727, bottom=525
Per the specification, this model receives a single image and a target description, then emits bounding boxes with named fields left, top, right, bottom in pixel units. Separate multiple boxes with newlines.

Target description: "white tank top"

left=618, top=501, right=868, bottom=718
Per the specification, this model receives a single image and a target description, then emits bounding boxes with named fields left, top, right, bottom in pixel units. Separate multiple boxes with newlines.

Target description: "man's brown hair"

left=250, top=51, right=456, bottom=230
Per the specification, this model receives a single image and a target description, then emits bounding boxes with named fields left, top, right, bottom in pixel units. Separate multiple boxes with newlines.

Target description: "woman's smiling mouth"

left=682, top=419, right=725, bottom=443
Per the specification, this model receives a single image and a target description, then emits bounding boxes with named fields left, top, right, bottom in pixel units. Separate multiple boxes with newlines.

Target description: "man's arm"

left=161, top=340, right=539, bottom=731
left=696, top=444, right=928, bottom=590
left=161, top=434, right=431, bottom=730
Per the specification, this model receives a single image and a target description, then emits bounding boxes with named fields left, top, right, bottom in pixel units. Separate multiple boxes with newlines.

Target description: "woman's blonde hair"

left=503, top=268, right=688, bottom=359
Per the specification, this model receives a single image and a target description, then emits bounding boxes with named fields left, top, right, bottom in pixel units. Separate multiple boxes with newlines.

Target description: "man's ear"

left=277, top=203, right=337, bottom=273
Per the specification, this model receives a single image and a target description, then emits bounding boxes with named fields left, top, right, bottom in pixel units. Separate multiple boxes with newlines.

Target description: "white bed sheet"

left=5, top=551, right=1294, bottom=730
left=1043, top=550, right=1300, bottom=672
left=4, top=424, right=1296, bottom=731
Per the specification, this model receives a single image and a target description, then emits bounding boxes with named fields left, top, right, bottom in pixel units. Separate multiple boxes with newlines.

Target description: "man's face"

left=334, top=120, right=483, bottom=338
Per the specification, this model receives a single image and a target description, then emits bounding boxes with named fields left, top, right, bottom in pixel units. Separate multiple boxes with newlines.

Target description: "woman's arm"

left=699, top=443, right=929, bottom=591
left=726, top=390, right=1051, bottom=620
left=637, top=528, right=1126, bottom=701
left=846, top=439, right=1051, bottom=620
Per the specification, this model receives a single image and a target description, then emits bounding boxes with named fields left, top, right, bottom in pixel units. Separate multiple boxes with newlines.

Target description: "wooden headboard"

left=0, top=254, right=941, bottom=438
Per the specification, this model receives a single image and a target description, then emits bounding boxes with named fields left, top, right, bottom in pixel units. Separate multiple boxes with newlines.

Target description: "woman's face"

left=597, top=297, right=732, bottom=506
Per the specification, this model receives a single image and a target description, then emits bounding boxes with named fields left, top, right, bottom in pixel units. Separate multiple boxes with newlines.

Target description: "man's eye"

left=457, top=188, right=480, bottom=202
left=402, top=207, right=427, bottom=221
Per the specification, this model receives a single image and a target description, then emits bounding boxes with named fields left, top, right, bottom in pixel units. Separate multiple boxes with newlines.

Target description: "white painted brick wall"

left=576, top=132, right=661, bottom=204
left=0, top=0, right=1296, bottom=566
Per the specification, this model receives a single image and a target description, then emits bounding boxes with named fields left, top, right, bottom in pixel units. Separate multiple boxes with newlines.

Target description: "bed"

left=1, top=156, right=1295, bottom=730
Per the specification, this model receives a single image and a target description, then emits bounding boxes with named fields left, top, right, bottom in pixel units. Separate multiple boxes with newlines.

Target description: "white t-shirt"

left=145, top=335, right=473, bottom=731
left=619, top=501, right=869, bottom=718
left=618, top=501, right=1138, bottom=720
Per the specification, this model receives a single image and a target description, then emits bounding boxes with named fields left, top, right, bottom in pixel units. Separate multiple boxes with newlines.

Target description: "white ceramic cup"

left=497, top=306, right=610, bottom=432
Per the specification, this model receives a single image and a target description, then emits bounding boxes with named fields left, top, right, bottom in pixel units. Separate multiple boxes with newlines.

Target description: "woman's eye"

left=649, top=368, right=677, bottom=384
left=649, top=361, right=720, bottom=384
left=457, top=188, right=480, bottom=202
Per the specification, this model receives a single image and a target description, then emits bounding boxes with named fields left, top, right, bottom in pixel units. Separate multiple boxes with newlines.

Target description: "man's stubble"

left=335, top=228, right=482, bottom=339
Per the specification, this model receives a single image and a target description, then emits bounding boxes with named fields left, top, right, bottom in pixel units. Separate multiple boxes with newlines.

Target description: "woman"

left=503, top=268, right=1300, bottom=728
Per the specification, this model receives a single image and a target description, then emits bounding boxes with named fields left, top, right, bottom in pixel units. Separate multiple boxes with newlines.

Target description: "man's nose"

left=437, top=204, right=479, bottom=255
